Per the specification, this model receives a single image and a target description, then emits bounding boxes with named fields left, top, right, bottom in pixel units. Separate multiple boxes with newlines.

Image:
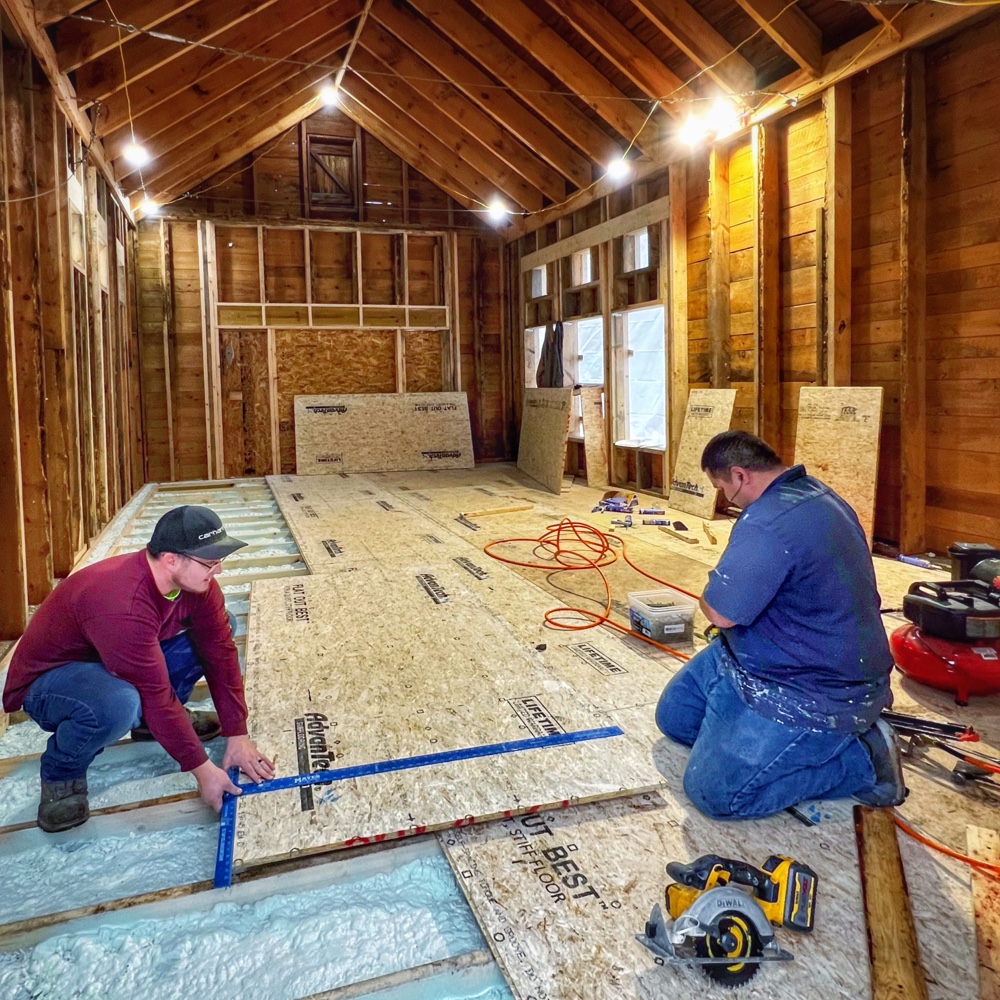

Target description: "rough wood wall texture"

left=517, top=388, right=573, bottom=494
left=794, top=386, right=883, bottom=546
left=579, top=386, right=609, bottom=488
left=667, top=389, right=736, bottom=519
left=293, top=392, right=474, bottom=474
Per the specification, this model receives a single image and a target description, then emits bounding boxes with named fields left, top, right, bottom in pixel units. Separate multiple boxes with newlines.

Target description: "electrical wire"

left=892, top=812, right=1000, bottom=880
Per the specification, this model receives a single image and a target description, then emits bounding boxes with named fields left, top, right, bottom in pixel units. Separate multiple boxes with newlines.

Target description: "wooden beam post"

left=4, top=45, right=54, bottom=603
left=754, top=123, right=781, bottom=446
left=899, top=51, right=927, bottom=556
left=824, top=81, right=852, bottom=386
left=668, top=162, right=688, bottom=472
left=707, top=145, right=731, bottom=389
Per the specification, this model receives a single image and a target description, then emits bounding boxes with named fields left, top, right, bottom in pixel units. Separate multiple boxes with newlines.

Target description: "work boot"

left=131, top=710, right=222, bottom=743
left=854, top=718, right=908, bottom=807
left=38, top=778, right=90, bottom=833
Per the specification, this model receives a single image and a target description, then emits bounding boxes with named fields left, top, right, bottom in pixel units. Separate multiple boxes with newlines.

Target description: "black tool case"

left=903, top=580, right=1000, bottom=640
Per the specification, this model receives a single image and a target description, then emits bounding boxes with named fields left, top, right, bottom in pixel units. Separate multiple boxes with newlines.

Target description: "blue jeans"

left=655, top=640, right=876, bottom=820
left=23, top=613, right=236, bottom=782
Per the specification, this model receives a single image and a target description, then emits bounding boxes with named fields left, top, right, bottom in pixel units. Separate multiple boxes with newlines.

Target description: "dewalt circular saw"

left=635, top=854, right=818, bottom=988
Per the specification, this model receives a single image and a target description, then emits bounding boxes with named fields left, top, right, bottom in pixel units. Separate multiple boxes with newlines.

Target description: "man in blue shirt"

left=655, top=430, right=905, bottom=819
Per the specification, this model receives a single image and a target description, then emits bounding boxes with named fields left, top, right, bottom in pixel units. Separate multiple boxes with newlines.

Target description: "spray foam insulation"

left=517, top=388, right=573, bottom=494
left=235, top=568, right=664, bottom=868
left=294, top=392, right=474, bottom=475
left=793, top=386, right=883, bottom=547
left=667, top=389, right=736, bottom=519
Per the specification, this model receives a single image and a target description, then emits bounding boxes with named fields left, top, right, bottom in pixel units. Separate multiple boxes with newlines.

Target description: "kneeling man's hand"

left=191, top=759, right=242, bottom=811
left=223, top=734, right=276, bottom=784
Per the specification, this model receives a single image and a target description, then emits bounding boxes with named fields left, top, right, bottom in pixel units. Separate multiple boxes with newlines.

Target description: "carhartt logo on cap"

left=198, top=527, right=224, bottom=540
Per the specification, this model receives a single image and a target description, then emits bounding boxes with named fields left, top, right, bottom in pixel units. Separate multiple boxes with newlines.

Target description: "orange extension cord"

left=483, top=516, right=1000, bottom=880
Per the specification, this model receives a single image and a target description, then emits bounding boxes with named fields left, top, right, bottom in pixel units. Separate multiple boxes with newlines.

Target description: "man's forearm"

left=700, top=595, right=736, bottom=629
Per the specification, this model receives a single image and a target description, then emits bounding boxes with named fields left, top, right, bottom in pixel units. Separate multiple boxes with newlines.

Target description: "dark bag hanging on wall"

left=535, top=321, right=565, bottom=388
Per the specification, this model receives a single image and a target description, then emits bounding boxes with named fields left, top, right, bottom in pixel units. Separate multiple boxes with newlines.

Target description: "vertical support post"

left=159, top=219, right=176, bottom=482
left=824, top=81, right=853, bottom=386
left=85, top=165, right=109, bottom=519
left=197, top=221, right=214, bottom=479
left=599, top=240, right=614, bottom=476
left=5, top=47, right=53, bottom=602
left=267, top=328, right=280, bottom=475
left=668, top=163, right=688, bottom=472
left=707, top=145, right=731, bottom=389
left=443, top=233, right=459, bottom=392
left=754, top=123, right=781, bottom=447
left=899, top=51, right=927, bottom=555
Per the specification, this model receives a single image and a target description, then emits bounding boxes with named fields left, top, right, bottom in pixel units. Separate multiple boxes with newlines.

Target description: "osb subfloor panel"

left=517, top=389, right=573, bottom=494
left=236, top=569, right=665, bottom=868
left=293, top=392, right=474, bottom=475
left=264, top=466, right=989, bottom=999
left=667, top=389, right=736, bottom=520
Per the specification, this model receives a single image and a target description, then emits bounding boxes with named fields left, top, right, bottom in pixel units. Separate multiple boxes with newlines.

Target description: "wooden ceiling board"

left=801, top=0, right=884, bottom=48
left=35, top=0, right=94, bottom=29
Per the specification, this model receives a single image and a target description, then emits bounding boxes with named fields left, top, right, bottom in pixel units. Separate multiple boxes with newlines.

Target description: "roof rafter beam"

left=631, top=0, right=757, bottom=96
left=74, top=0, right=285, bottom=108
left=359, top=22, right=566, bottom=202
left=373, top=0, right=591, bottom=188
left=465, top=0, right=660, bottom=153
left=732, top=0, right=822, bottom=77
left=34, top=0, right=92, bottom=28
left=404, top=0, right=621, bottom=167
left=546, top=0, right=700, bottom=107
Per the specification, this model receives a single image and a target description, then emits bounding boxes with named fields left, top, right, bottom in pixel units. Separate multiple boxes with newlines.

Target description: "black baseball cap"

left=148, top=506, right=248, bottom=560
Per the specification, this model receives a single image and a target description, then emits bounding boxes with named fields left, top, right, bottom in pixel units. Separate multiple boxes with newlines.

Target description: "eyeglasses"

left=185, top=554, right=224, bottom=571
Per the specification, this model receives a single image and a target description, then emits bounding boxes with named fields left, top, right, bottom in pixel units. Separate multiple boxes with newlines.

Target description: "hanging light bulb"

left=140, top=198, right=159, bottom=216
left=606, top=156, right=630, bottom=181
left=678, top=115, right=709, bottom=148
left=487, top=197, right=509, bottom=224
left=320, top=85, right=339, bottom=107
left=123, top=142, right=151, bottom=167
left=705, top=98, right=741, bottom=138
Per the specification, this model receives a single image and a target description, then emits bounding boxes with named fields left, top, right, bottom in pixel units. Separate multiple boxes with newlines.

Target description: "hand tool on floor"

left=610, top=514, right=633, bottom=529
left=889, top=542, right=1000, bottom=704
left=461, top=504, right=534, bottom=519
left=455, top=514, right=482, bottom=531
left=659, top=525, right=699, bottom=545
left=637, top=854, right=816, bottom=986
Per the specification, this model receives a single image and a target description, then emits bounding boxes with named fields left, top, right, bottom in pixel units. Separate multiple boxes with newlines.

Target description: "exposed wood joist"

left=544, top=0, right=699, bottom=109
left=466, top=0, right=660, bottom=154
left=342, top=71, right=518, bottom=215
left=899, top=50, right=926, bottom=556
left=707, top=146, right=730, bottom=389
left=405, top=0, right=621, bottom=166
left=864, top=4, right=901, bottom=42
left=349, top=50, right=545, bottom=213
left=668, top=162, right=688, bottom=471
left=115, top=27, right=353, bottom=190
left=823, top=81, right=851, bottom=386
left=754, top=122, right=780, bottom=444
left=631, top=0, right=757, bottom=96
left=101, top=1, right=363, bottom=157
left=358, top=23, right=566, bottom=203
left=732, top=0, right=822, bottom=77
left=74, top=0, right=285, bottom=108
left=97, top=0, right=361, bottom=140
left=55, top=0, right=203, bottom=75
left=34, top=0, right=92, bottom=29
left=372, top=0, right=592, bottom=189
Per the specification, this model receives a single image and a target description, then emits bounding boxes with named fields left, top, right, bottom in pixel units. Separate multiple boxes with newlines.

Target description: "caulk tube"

left=642, top=519, right=671, bottom=525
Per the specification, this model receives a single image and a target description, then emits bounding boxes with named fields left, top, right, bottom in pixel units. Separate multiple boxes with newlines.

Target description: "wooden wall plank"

left=707, top=146, right=731, bottom=389
left=668, top=163, right=688, bottom=471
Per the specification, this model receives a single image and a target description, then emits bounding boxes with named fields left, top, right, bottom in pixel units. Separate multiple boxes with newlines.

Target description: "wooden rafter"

left=864, top=4, right=902, bottom=42
left=405, top=0, right=621, bottom=166
left=549, top=0, right=699, bottom=107
left=123, top=33, right=353, bottom=197
left=359, top=22, right=566, bottom=203
left=631, top=0, right=757, bottom=96
left=350, top=49, right=545, bottom=212
left=466, top=0, right=660, bottom=153
left=74, top=0, right=285, bottom=108
left=98, top=0, right=364, bottom=145
left=34, top=0, right=93, bottom=28
left=732, top=0, right=822, bottom=77
left=373, top=0, right=593, bottom=188
left=55, top=0, right=204, bottom=75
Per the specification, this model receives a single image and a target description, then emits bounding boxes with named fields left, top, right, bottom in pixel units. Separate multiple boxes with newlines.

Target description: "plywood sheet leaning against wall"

left=667, top=389, right=737, bottom=519
left=442, top=729, right=872, bottom=1000
left=579, top=387, right=609, bottom=489
left=517, top=388, right=573, bottom=494
left=968, top=826, right=1000, bottom=1000
left=234, top=569, right=664, bottom=868
left=294, top=392, right=474, bottom=475
left=793, top=387, right=883, bottom=546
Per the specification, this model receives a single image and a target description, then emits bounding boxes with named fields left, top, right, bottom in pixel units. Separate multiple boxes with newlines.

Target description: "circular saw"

left=636, top=854, right=817, bottom=987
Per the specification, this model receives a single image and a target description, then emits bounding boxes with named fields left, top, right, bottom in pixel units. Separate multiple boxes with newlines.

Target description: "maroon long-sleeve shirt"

left=3, top=549, right=248, bottom=771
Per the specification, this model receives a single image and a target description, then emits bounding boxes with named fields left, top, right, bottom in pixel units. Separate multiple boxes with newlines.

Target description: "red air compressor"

left=890, top=543, right=1000, bottom=705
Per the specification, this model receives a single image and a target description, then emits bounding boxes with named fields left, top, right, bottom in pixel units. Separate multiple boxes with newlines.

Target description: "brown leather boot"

left=131, top=710, right=222, bottom=743
left=38, top=778, right=90, bottom=833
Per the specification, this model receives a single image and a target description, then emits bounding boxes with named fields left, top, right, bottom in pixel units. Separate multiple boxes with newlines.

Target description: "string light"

left=605, top=157, right=631, bottom=181
left=486, top=197, right=510, bottom=224
left=320, top=85, right=339, bottom=107
left=677, top=114, right=710, bottom=148
left=139, top=197, right=159, bottom=215
left=123, top=142, right=151, bottom=167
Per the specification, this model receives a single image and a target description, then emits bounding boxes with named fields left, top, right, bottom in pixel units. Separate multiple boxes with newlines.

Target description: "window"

left=307, top=138, right=357, bottom=211
left=524, top=317, right=604, bottom=393
left=530, top=266, right=548, bottom=298
left=523, top=325, right=546, bottom=387
left=624, top=227, right=650, bottom=272
left=570, top=249, right=593, bottom=286
left=612, top=305, right=666, bottom=450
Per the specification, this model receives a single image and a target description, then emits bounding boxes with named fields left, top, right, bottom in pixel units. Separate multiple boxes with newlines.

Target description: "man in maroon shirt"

left=3, top=505, right=275, bottom=832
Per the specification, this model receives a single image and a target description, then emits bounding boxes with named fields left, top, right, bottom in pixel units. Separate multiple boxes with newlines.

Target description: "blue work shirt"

left=703, top=465, right=893, bottom=733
